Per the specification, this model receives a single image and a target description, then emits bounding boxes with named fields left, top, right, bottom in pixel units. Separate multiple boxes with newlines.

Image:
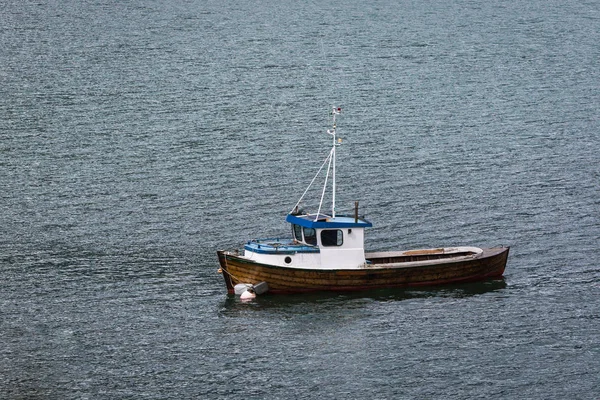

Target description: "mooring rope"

left=219, top=253, right=245, bottom=285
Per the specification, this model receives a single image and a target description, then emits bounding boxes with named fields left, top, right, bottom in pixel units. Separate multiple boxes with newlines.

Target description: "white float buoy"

left=234, top=283, right=253, bottom=295
left=240, top=290, right=256, bottom=300
left=252, top=281, right=269, bottom=295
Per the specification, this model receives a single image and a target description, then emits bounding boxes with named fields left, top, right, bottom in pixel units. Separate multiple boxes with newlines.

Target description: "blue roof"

left=286, top=213, right=372, bottom=229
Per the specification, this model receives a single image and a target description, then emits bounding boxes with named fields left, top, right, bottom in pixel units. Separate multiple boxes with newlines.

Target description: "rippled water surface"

left=1, top=0, right=599, bottom=398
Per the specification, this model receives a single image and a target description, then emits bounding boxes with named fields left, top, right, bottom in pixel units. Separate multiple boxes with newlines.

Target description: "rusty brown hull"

left=217, top=247, right=509, bottom=294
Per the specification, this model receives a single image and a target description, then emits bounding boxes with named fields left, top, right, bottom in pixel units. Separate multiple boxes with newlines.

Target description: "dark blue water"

left=1, top=0, right=599, bottom=398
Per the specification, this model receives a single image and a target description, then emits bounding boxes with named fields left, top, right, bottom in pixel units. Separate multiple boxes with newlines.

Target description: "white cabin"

left=242, top=213, right=372, bottom=269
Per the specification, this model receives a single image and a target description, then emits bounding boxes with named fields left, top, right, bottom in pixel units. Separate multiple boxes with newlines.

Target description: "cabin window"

left=321, top=229, right=343, bottom=246
left=303, top=227, right=317, bottom=245
left=292, top=224, right=303, bottom=241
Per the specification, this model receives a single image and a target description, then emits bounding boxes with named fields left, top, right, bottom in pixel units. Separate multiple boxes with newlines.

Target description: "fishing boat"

left=217, top=108, right=509, bottom=295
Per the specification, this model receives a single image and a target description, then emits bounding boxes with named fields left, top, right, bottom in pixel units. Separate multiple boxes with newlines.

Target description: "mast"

left=328, top=107, right=341, bottom=218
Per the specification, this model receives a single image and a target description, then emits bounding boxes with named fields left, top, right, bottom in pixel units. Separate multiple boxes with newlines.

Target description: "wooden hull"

left=217, top=247, right=509, bottom=294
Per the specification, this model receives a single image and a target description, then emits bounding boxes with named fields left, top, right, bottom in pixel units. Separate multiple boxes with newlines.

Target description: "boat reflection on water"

left=219, top=278, right=507, bottom=312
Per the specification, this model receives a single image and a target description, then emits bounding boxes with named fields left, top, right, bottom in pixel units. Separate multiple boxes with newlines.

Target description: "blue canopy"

left=286, top=213, right=372, bottom=229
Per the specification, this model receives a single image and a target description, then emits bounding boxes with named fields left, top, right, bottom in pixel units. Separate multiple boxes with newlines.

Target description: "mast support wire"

left=289, top=107, right=341, bottom=220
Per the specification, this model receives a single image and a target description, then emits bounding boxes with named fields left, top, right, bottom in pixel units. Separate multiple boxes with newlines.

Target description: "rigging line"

left=315, top=147, right=333, bottom=220
left=304, top=0, right=335, bottom=108
left=318, top=36, right=334, bottom=106
left=290, top=148, right=333, bottom=214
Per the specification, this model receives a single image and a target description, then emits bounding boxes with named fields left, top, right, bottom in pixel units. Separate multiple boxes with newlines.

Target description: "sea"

left=1, top=0, right=599, bottom=398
